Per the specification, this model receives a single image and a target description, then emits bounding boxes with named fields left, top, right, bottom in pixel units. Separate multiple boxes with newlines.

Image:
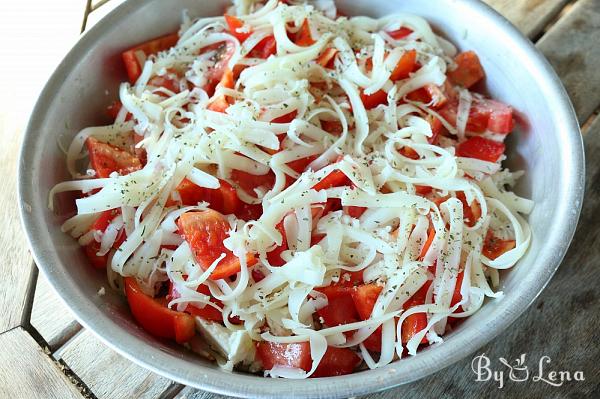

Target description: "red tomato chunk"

left=456, top=136, right=505, bottom=163
left=447, top=51, right=485, bottom=89
left=124, top=277, right=195, bottom=344
left=167, top=178, right=240, bottom=215
left=177, top=210, right=257, bottom=280
left=122, top=33, right=179, bottom=83
left=86, top=137, right=142, bottom=178
left=256, top=342, right=360, bottom=377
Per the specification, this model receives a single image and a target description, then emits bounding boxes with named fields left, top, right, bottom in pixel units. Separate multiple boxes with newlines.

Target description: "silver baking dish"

left=18, top=0, right=584, bottom=397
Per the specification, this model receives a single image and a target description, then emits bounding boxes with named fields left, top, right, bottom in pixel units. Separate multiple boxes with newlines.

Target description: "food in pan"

left=51, top=0, right=532, bottom=378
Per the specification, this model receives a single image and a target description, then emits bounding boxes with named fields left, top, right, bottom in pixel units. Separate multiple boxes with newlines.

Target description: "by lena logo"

left=471, top=353, right=585, bottom=389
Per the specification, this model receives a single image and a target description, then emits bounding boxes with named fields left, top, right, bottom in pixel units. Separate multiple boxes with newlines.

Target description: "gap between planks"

left=484, top=0, right=572, bottom=39
left=30, top=269, right=83, bottom=351
left=536, top=0, right=600, bottom=123
left=0, top=115, right=38, bottom=333
left=19, top=261, right=39, bottom=328
left=529, top=0, right=579, bottom=42
left=54, top=329, right=182, bottom=399
left=0, top=327, right=95, bottom=399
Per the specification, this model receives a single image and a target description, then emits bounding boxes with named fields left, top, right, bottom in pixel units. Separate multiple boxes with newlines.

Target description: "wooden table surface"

left=1, top=1, right=599, bottom=398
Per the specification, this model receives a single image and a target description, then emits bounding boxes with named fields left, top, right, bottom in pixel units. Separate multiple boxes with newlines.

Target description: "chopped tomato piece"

left=390, top=49, right=417, bottom=81
left=260, top=134, right=285, bottom=156
left=362, top=329, right=383, bottom=352
left=364, top=56, right=374, bottom=73
left=418, top=227, right=436, bottom=260
left=399, top=145, right=420, bottom=160
left=168, top=178, right=240, bottom=215
left=456, top=191, right=482, bottom=227
left=316, top=286, right=359, bottom=327
left=475, top=101, right=512, bottom=134
left=271, top=110, right=298, bottom=124
left=320, top=198, right=343, bottom=216
left=317, top=48, right=338, bottom=68
left=83, top=240, right=108, bottom=269
left=447, top=51, right=485, bottom=89
left=344, top=206, right=367, bottom=218
left=401, top=281, right=430, bottom=344
left=311, top=233, right=326, bottom=246
left=252, top=268, right=266, bottom=283
left=439, top=98, right=514, bottom=134
left=451, top=271, right=464, bottom=307
left=208, top=95, right=230, bottom=113
left=387, top=27, right=413, bottom=40
left=122, top=33, right=179, bottom=83
left=350, top=284, right=385, bottom=352
left=267, top=221, right=288, bottom=267
left=201, top=42, right=236, bottom=96
left=257, top=342, right=312, bottom=371
left=482, top=231, right=516, bottom=259
left=230, top=169, right=276, bottom=198
left=224, top=15, right=252, bottom=42
left=92, top=209, right=120, bottom=232
left=351, top=284, right=383, bottom=320
left=312, top=347, right=361, bottom=378
left=287, top=154, right=318, bottom=175
left=208, top=68, right=234, bottom=113
left=415, top=185, right=433, bottom=195
left=427, top=114, right=443, bottom=144
left=433, top=193, right=481, bottom=228
left=313, top=170, right=351, bottom=191
left=456, top=136, right=505, bottom=163
left=86, top=137, right=142, bottom=178
left=256, top=342, right=360, bottom=377
left=235, top=202, right=263, bottom=221
left=268, top=207, right=325, bottom=266
left=360, top=89, right=388, bottom=110
left=294, top=19, right=315, bottom=46
left=426, top=84, right=448, bottom=108
left=106, top=101, right=123, bottom=121
left=89, top=209, right=126, bottom=250
left=249, top=35, right=277, bottom=58
left=320, top=119, right=343, bottom=136
left=486, top=101, right=514, bottom=134
left=406, top=87, right=431, bottom=103
left=124, top=277, right=195, bottom=344
left=132, top=133, right=147, bottom=165
left=148, top=72, right=183, bottom=95
left=406, top=85, right=447, bottom=108
left=446, top=270, right=466, bottom=323
left=169, top=281, right=223, bottom=322
left=177, top=210, right=257, bottom=280
left=336, top=270, right=364, bottom=287
left=347, top=279, right=385, bottom=353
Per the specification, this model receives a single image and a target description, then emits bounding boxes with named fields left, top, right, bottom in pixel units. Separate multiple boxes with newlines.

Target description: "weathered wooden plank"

left=484, top=0, right=570, bottom=38
left=31, top=271, right=82, bottom=350
left=537, top=0, right=600, bottom=122
left=57, top=329, right=178, bottom=399
left=0, top=114, right=37, bottom=333
left=0, top=327, right=83, bottom=398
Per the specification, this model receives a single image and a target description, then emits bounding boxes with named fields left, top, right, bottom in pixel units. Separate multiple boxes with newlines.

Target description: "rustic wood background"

left=1, top=0, right=599, bottom=398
